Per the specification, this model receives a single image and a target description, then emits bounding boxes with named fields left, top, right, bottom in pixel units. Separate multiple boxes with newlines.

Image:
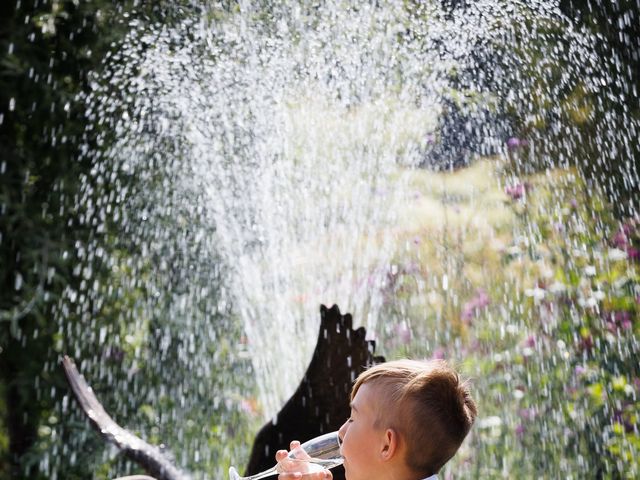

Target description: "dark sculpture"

left=245, top=304, right=385, bottom=479
left=63, top=304, right=384, bottom=480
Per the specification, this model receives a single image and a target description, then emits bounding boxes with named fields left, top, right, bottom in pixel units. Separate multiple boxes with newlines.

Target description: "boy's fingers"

left=289, top=441, right=312, bottom=461
left=311, top=471, right=332, bottom=479
left=278, top=472, right=332, bottom=480
left=275, top=440, right=330, bottom=479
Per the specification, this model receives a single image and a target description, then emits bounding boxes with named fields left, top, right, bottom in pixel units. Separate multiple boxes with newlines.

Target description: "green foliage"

left=508, top=1, right=639, bottom=215
left=0, top=1, right=174, bottom=478
left=379, top=162, right=639, bottom=477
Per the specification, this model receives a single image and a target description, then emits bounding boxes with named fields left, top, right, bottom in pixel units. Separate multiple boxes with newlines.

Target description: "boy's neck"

left=378, top=462, right=435, bottom=480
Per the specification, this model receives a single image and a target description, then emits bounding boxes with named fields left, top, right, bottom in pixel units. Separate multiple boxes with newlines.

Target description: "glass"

left=229, top=431, right=343, bottom=480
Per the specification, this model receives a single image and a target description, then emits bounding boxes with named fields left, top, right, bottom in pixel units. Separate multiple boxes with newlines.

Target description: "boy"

left=276, top=359, right=477, bottom=480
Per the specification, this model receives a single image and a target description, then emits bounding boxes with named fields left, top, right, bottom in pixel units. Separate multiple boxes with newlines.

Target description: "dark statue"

left=245, top=304, right=385, bottom=479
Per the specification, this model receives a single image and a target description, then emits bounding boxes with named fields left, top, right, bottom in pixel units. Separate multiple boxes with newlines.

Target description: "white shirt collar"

left=422, top=475, right=438, bottom=480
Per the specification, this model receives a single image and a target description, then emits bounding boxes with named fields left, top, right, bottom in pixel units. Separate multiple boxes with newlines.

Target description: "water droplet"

left=14, top=272, right=23, bottom=291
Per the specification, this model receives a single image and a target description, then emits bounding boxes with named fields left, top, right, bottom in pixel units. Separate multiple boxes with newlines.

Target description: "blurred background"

left=1, top=1, right=638, bottom=478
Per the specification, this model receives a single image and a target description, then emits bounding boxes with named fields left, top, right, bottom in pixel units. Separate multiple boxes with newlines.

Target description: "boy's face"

left=338, top=382, right=384, bottom=480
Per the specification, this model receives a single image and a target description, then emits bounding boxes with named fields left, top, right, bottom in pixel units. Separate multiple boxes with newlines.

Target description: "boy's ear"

left=380, top=428, right=399, bottom=461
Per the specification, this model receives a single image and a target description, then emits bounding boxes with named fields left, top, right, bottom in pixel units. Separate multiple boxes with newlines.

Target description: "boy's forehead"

left=351, top=382, right=381, bottom=410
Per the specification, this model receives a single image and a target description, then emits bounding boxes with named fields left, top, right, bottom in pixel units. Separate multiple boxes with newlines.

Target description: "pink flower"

left=505, top=183, right=526, bottom=200
left=506, top=137, right=521, bottom=149
left=505, top=182, right=532, bottom=201
left=506, top=137, right=529, bottom=150
left=612, top=218, right=639, bottom=261
left=622, top=218, right=638, bottom=236
left=603, top=311, right=634, bottom=332
left=518, top=408, right=537, bottom=421
left=612, top=230, right=628, bottom=249
left=461, top=289, right=490, bottom=324
left=431, top=348, right=446, bottom=360
left=523, top=335, right=536, bottom=348
left=394, top=322, right=412, bottom=345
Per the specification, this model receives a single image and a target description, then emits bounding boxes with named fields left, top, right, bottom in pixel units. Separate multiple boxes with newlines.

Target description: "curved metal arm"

left=61, top=356, right=191, bottom=480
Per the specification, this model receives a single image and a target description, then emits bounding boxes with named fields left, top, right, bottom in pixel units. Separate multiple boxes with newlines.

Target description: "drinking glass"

left=229, top=431, right=343, bottom=480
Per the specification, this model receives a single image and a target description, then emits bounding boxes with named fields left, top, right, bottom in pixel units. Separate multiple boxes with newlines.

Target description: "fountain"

left=3, top=0, right=638, bottom=478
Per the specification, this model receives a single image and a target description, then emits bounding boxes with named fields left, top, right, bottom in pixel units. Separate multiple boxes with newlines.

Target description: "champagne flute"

left=229, top=430, right=343, bottom=480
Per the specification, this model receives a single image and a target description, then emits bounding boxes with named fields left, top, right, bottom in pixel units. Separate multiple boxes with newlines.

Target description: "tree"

left=0, top=1, right=152, bottom=477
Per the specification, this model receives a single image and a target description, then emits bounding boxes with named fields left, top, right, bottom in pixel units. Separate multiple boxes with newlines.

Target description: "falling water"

left=37, top=1, right=639, bottom=478
left=76, top=1, right=449, bottom=421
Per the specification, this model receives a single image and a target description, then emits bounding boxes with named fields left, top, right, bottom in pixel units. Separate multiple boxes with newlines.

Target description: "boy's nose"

left=338, top=420, right=348, bottom=441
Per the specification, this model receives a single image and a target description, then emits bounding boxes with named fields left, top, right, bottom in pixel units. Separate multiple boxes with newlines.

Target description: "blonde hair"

left=351, top=359, right=477, bottom=476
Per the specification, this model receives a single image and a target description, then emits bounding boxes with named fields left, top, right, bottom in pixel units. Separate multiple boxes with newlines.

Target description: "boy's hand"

left=276, top=441, right=333, bottom=480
